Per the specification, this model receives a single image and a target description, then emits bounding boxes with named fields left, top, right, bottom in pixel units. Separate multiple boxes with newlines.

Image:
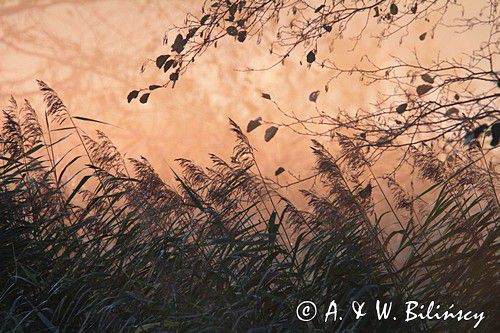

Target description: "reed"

left=0, top=83, right=498, bottom=332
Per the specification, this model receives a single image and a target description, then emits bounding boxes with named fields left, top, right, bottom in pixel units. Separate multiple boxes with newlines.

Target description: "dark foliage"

left=0, top=85, right=498, bottom=332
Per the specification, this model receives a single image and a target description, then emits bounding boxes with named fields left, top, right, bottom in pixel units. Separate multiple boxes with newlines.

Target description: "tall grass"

left=0, top=83, right=498, bottom=332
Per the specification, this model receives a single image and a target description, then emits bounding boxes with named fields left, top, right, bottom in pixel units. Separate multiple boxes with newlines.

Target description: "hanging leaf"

left=186, top=27, right=198, bottom=40
left=390, top=4, right=398, bottom=15
left=200, top=14, right=211, bottom=24
left=473, top=124, right=489, bottom=139
left=238, top=0, right=246, bottom=12
left=419, top=32, right=427, bottom=41
left=247, top=118, right=262, bottom=132
left=170, top=72, right=179, bottom=82
left=306, top=50, right=316, bottom=63
left=373, top=6, right=380, bottom=17
left=463, top=132, right=475, bottom=145
left=156, top=55, right=169, bottom=69
left=411, top=3, right=418, bottom=14
left=464, top=124, right=489, bottom=145
left=139, top=93, right=150, bottom=104
left=171, top=34, right=185, bottom=53
left=309, top=90, right=320, bottom=102
left=421, top=73, right=434, bottom=83
left=164, top=59, right=175, bottom=72
left=376, top=137, right=392, bottom=145
left=396, top=103, right=408, bottom=114
left=274, top=167, right=285, bottom=176
left=490, top=122, right=500, bottom=146
left=226, top=26, right=238, bottom=36
left=237, top=30, right=247, bottom=42
left=228, top=3, right=238, bottom=16
left=416, top=84, right=433, bottom=96
left=474, top=124, right=489, bottom=137
left=264, top=126, right=278, bottom=142
left=445, top=107, right=459, bottom=116
left=315, top=5, right=325, bottom=13
left=454, top=93, right=460, bottom=100
left=149, top=85, right=162, bottom=90
left=261, top=93, right=271, bottom=100
left=127, top=90, right=139, bottom=103
left=323, top=25, right=332, bottom=32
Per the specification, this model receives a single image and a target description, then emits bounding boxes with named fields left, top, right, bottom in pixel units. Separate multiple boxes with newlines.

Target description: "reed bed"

left=0, top=82, right=498, bottom=332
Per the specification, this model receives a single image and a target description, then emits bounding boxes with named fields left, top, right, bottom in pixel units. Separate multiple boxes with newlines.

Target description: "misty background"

left=0, top=0, right=494, bottom=204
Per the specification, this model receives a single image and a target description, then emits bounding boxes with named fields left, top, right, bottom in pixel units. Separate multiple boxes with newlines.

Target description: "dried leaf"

left=261, top=93, right=271, bottom=100
left=164, top=59, right=175, bottom=72
left=419, top=32, right=427, bottom=41
left=186, top=28, right=198, bottom=40
left=490, top=122, right=499, bottom=146
left=465, top=124, right=489, bottom=145
left=309, top=90, right=320, bottom=102
left=411, top=3, right=418, bottom=14
left=171, top=34, right=185, bottom=53
left=156, top=55, right=169, bottom=69
left=396, top=103, right=408, bottom=114
left=306, top=50, right=316, bottom=64
left=445, top=107, right=459, bottom=116
left=170, top=72, right=179, bottom=82
left=237, top=30, right=247, bottom=42
left=200, top=14, right=211, bottom=24
left=247, top=118, right=261, bottom=132
left=127, top=90, right=139, bottom=103
left=463, top=132, right=475, bottom=145
left=315, top=5, right=325, bottom=13
left=416, top=84, right=433, bottom=96
left=226, top=26, right=238, bottom=36
left=274, top=167, right=285, bottom=176
left=228, top=3, right=237, bottom=16
left=421, top=73, right=434, bottom=83
left=139, top=93, right=150, bottom=104
left=390, top=4, right=398, bottom=15
left=264, top=126, right=278, bottom=142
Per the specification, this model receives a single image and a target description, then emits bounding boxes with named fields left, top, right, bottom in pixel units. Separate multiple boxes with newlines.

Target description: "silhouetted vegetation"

left=1, top=83, right=498, bottom=332
left=1, top=1, right=498, bottom=332
left=133, top=0, right=499, bottom=178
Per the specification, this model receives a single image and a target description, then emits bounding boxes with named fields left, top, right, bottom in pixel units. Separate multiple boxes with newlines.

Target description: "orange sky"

left=0, top=0, right=496, bottom=207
